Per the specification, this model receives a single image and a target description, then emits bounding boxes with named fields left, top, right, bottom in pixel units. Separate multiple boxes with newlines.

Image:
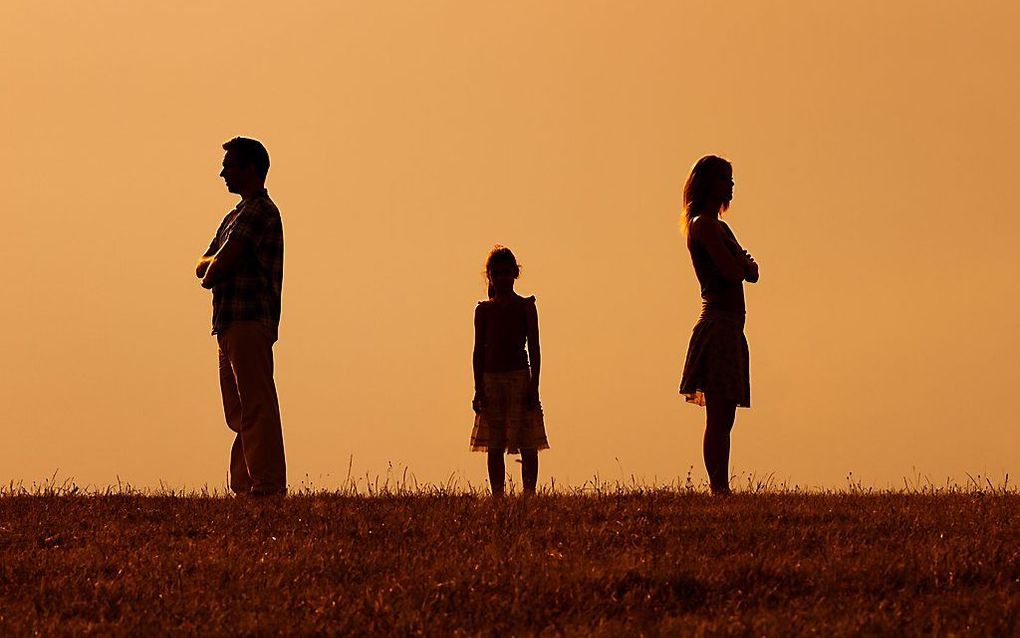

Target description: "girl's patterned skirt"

left=471, top=369, right=549, bottom=453
left=679, top=312, right=751, bottom=408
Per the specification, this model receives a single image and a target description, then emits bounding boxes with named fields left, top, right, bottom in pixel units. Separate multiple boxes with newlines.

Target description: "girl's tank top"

left=480, top=296, right=534, bottom=372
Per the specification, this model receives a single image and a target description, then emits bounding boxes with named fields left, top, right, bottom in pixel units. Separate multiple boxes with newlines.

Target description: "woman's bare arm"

left=690, top=217, right=747, bottom=283
left=743, top=254, right=759, bottom=283
left=720, top=222, right=760, bottom=283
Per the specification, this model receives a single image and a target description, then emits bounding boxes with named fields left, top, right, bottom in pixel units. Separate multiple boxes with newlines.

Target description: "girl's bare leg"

left=520, top=449, right=538, bottom=493
left=487, top=449, right=505, bottom=496
left=704, top=398, right=736, bottom=494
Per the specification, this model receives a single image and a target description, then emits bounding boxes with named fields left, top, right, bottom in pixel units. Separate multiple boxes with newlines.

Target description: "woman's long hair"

left=682, top=155, right=732, bottom=234
left=484, top=245, right=520, bottom=299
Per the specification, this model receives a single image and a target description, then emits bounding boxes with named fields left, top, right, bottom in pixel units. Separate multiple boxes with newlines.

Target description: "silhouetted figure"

left=470, top=246, right=549, bottom=495
left=196, top=137, right=287, bottom=497
left=678, top=156, right=759, bottom=495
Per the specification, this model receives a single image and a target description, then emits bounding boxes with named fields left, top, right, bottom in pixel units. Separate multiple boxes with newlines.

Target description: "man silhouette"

left=196, top=137, right=287, bottom=497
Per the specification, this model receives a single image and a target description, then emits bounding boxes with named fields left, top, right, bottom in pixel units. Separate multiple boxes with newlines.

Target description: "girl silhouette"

left=678, top=156, right=759, bottom=495
left=470, top=245, right=549, bottom=495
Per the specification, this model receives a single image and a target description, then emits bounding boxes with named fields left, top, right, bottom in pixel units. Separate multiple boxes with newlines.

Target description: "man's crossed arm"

left=197, top=238, right=244, bottom=289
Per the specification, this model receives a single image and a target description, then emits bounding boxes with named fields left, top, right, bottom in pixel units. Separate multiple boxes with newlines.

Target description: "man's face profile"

left=219, top=151, right=251, bottom=195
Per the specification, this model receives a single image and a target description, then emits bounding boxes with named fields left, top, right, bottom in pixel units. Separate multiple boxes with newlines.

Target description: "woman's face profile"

left=713, top=167, right=734, bottom=205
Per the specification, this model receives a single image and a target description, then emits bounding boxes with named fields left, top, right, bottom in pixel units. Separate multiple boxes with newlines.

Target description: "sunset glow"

left=2, top=2, right=1018, bottom=490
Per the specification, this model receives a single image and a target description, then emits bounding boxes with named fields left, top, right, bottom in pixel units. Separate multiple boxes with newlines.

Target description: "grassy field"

left=1, top=483, right=1018, bottom=636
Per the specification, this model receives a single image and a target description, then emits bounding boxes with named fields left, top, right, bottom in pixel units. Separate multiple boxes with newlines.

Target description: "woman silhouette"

left=678, top=156, right=759, bottom=495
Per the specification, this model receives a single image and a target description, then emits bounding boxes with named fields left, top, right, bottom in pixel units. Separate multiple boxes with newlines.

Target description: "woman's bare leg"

left=487, top=450, right=505, bottom=496
left=520, top=449, right=538, bottom=493
left=704, top=398, right=737, bottom=494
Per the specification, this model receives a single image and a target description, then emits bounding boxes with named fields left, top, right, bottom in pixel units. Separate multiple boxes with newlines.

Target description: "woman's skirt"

left=678, top=312, right=750, bottom=408
left=470, top=369, right=550, bottom=453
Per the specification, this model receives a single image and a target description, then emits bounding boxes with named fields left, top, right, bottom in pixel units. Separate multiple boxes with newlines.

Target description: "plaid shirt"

left=205, top=189, right=284, bottom=339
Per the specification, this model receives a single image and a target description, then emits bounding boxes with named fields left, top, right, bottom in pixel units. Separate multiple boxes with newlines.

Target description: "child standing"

left=470, top=245, right=549, bottom=495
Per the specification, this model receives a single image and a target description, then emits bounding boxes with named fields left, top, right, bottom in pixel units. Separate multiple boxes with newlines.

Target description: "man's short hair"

left=222, top=137, right=270, bottom=179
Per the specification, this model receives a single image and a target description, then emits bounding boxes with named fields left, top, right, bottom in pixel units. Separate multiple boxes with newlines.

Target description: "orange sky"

left=3, top=2, right=1018, bottom=491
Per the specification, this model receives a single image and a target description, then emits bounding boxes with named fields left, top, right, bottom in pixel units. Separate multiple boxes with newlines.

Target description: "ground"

left=1, top=487, right=1018, bottom=635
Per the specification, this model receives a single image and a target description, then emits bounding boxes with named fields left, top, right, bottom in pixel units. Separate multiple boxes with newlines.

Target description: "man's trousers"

left=217, top=321, right=287, bottom=495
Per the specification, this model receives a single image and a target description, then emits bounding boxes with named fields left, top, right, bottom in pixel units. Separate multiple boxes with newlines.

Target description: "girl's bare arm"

left=472, top=304, right=486, bottom=411
left=526, top=300, right=541, bottom=404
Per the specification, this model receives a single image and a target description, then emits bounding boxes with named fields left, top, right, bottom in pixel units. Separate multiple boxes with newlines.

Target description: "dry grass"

left=1, top=479, right=1018, bottom=636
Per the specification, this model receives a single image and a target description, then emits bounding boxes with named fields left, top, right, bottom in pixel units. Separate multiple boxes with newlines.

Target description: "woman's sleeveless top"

left=688, top=223, right=745, bottom=318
